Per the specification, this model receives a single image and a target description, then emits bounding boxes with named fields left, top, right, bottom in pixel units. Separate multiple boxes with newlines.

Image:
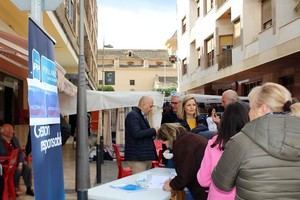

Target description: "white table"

left=88, top=167, right=175, bottom=200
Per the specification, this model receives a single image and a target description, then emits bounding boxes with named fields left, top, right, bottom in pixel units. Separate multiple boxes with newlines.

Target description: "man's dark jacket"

left=161, top=110, right=179, bottom=124
left=124, top=107, right=157, bottom=161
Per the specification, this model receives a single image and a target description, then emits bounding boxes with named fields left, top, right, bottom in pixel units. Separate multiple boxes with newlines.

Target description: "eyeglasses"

left=171, top=102, right=179, bottom=105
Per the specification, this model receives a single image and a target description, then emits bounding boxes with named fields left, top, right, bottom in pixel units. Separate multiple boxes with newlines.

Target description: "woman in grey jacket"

left=212, top=82, right=300, bottom=200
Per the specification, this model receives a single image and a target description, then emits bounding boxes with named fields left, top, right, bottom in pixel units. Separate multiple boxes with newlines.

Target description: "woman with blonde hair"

left=157, top=123, right=208, bottom=200
left=291, top=97, right=300, bottom=117
left=177, top=95, right=211, bottom=137
left=212, top=82, right=300, bottom=199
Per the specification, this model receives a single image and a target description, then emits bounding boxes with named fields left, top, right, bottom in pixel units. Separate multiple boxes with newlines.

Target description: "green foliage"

left=155, top=87, right=177, bottom=97
left=97, top=85, right=115, bottom=91
left=295, top=0, right=300, bottom=12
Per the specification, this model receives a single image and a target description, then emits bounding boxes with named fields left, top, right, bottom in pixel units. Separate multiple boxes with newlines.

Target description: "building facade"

left=97, top=49, right=178, bottom=91
left=56, top=0, right=99, bottom=89
left=0, top=0, right=98, bottom=126
left=176, top=0, right=300, bottom=98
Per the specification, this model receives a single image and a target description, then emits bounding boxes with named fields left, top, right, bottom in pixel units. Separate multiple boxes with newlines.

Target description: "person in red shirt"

left=0, top=124, right=34, bottom=196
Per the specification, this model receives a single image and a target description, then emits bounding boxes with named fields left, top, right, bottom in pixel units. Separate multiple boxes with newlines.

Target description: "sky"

left=97, top=0, right=177, bottom=49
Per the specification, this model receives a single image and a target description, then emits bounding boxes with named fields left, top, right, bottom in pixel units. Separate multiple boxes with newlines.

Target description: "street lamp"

left=101, top=43, right=113, bottom=91
left=96, top=42, right=113, bottom=184
left=164, top=61, right=167, bottom=90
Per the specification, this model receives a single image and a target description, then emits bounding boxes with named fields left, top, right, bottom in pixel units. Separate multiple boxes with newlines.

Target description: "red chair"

left=112, top=144, right=132, bottom=179
left=151, top=149, right=164, bottom=168
left=0, top=149, right=19, bottom=200
left=151, top=140, right=164, bottom=168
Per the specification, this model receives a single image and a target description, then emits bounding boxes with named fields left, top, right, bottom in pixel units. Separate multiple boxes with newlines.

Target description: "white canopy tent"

left=59, top=90, right=165, bottom=146
left=165, top=94, right=248, bottom=104
left=59, top=90, right=164, bottom=115
left=193, top=94, right=248, bottom=103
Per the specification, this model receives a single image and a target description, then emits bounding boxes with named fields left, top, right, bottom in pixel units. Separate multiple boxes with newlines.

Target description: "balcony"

left=97, top=64, right=114, bottom=68
left=149, top=64, right=173, bottom=68
left=119, top=64, right=143, bottom=68
left=218, top=48, right=232, bottom=70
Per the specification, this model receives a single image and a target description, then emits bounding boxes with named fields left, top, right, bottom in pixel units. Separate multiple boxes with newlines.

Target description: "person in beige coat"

left=212, top=82, right=300, bottom=199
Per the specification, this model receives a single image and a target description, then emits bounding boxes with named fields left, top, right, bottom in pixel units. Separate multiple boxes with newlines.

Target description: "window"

left=197, top=0, right=201, bottom=17
left=205, top=36, right=214, bottom=67
left=129, top=80, right=135, bottom=86
left=243, top=80, right=262, bottom=96
left=279, top=75, right=294, bottom=91
left=197, top=47, right=201, bottom=67
left=262, top=0, right=272, bottom=30
left=206, top=0, right=214, bottom=14
left=66, top=0, right=76, bottom=28
left=182, top=58, right=187, bottom=75
left=104, top=71, right=115, bottom=85
left=279, top=75, right=294, bottom=86
left=156, top=61, right=163, bottom=66
left=219, top=35, right=233, bottom=69
left=128, top=50, right=133, bottom=57
left=182, top=16, right=187, bottom=34
left=127, top=61, right=134, bottom=66
left=0, top=74, right=23, bottom=124
left=219, top=35, right=233, bottom=50
left=233, top=18, right=241, bottom=46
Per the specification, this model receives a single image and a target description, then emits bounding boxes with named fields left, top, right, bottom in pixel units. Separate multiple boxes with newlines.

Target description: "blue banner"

left=28, top=18, right=65, bottom=200
left=30, top=124, right=64, bottom=199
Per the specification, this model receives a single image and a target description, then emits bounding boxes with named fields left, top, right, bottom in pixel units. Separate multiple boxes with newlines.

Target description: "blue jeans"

left=185, top=189, right=194, bottom=200
left=165, top=159, right=174, bottom=168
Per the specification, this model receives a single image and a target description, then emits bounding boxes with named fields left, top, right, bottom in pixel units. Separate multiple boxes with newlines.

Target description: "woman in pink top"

left=197, top=102, right=249, bottom=200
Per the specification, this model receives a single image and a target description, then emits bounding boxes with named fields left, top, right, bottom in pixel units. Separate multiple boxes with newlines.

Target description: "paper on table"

left=148, top=175, right=170, bottom=189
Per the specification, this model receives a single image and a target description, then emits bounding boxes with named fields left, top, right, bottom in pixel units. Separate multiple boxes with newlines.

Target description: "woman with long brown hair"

left=157, top=123, right=208, bottom=200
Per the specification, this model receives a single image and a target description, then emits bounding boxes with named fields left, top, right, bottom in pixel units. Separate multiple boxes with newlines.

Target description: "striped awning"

left=0, top=30, right=28, bottom=79
left=0, top=30, right=76, bottom=96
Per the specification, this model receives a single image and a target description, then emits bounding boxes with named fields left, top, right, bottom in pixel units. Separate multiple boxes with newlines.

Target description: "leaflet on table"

left=136, top=173, right=171, bottom=189
left=147, top=175, right=170, bottom=189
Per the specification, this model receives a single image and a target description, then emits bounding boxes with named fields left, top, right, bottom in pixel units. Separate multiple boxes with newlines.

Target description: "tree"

left=295, top=0, right=300, bottom=12
left=155, top=87, right=177, bottom=97
left=97, top=85, right=115, bottom=91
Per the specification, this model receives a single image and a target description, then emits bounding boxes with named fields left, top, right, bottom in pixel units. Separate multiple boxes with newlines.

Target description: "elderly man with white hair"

left=124, top=96, right=158, bottom=174
left=213, top=89, right=239, bottom=125
left=0, top=124, right=34, bottom=196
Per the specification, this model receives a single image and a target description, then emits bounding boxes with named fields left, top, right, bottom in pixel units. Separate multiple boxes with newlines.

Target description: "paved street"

left=17, top=144, right=118, bottom=200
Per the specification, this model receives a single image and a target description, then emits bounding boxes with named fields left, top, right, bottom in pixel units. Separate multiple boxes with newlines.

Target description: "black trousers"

left=14, top=163, right=32, bottom=189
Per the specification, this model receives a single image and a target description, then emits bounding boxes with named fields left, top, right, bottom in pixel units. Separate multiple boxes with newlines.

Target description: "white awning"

left=59, top=90, right=165, bottom=115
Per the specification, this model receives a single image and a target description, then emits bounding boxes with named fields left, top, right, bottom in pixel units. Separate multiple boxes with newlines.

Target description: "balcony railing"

left=119, top=64, right=144, bottom=68
left=97, top=64, right=114, bottom=68
left=149, top=64, right=173, bottom=68
left=218, top=48, right=232, bottom=70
